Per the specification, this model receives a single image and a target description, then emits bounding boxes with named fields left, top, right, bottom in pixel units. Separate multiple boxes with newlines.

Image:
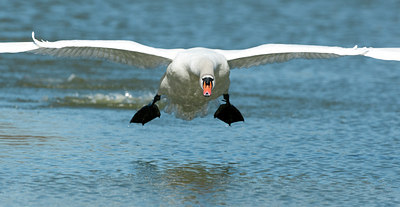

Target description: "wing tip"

left=32, top=31, right=49, bottom=46
left=32, top=31, right=41, bottom=46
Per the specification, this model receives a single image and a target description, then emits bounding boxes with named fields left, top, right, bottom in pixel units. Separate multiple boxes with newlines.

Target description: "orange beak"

left=203, top=81, right=212, bottom=97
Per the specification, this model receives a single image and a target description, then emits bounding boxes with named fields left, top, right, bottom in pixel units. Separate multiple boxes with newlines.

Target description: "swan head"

left=200, top=75, right=214, bottom=97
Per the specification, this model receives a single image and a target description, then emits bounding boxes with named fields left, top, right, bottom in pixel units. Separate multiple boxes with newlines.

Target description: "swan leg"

left=130, top=95, right=161, bottom=125
left=214, top=94, right=244, bottom=126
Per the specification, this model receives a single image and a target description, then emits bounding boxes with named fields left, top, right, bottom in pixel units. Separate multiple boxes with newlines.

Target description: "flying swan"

left=1, top=32, right=399, bottom=125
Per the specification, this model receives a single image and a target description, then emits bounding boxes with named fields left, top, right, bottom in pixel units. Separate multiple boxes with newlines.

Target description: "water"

left=1, top=0, right=400, bottom=206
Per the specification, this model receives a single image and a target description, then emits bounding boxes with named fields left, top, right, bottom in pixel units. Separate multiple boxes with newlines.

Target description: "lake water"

left=1, top=0, right=400, bottom=206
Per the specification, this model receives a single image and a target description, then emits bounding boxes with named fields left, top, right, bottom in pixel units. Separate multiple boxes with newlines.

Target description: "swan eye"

left=202, top=77, right=214, bottom=87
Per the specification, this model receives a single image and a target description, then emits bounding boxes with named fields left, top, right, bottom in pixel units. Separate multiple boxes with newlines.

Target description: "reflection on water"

left=0, top=134, right=53, bottom=146
left=0, top=122, right=56, bottom=146
left=1, top=159, right=238, bottom=206
left=133, top=161, right=235, bottom=206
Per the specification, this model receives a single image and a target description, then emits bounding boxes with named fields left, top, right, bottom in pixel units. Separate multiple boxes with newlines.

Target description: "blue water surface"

left=0, top=0, right=400, bottom=206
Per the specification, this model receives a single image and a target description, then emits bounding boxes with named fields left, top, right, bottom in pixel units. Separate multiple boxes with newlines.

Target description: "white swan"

left=1, top=32, right=400, bottom=125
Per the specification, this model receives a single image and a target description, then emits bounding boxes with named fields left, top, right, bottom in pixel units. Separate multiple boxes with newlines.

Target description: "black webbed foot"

left=130, top=104, right=160, bottom=125
left=214, top=94, right=244, bottom=126
left=130, top=95, right=161, bottom=125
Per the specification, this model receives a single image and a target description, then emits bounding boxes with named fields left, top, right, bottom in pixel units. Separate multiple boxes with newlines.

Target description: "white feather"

left=0, top=42, right=38, bottom=53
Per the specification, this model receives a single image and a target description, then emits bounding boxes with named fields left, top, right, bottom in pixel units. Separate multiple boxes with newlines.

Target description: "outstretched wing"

left=215, top=44, right=400, bottom=69
left=0, top=32, right=184, bottom=69
left=0, top=42, right=38, bottom=53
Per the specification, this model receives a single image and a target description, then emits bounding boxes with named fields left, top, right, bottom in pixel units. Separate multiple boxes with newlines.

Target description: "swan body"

left=159, top=48, right=230, bottom=119
left=1, top=32, right=400, bottom=124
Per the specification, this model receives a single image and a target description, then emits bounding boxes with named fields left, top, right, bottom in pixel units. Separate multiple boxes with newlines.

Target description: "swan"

left=1, top=32, right=399, bottom=125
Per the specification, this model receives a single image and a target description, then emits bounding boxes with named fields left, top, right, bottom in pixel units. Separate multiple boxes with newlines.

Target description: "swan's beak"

left=202, top=77, right=213, bottom=97
left=203, top=82, right=212, bottom=97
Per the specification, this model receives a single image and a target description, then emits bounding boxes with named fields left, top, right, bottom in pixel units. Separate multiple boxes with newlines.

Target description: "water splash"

left=52, top=92, right=162, bottom=109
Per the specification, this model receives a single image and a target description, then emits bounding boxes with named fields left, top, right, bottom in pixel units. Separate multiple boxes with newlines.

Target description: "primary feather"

left=30, top=32, right=183, bottom=69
